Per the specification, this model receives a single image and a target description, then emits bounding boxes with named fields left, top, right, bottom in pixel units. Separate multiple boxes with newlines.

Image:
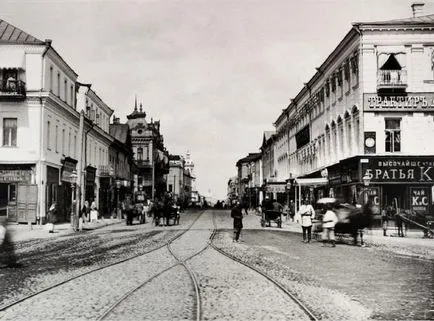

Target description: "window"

left=55, top=124, right=59, bottom=153
left=57, top=72, right=60, bottom=96
left=47, top=121, right=51, bottom=150
left=137, top=147, right=143, bottom=160
left=385, top=118, right=401, bottom=152
left=64, top=79, right=67, bottom=101
left=73, top=135, right=77, bottom=158
left=70, top=85, right=74, bottom=106
left=68, top=132, right=71, bottom=155
left=62, top=128, right=65, bottom=154
left=3, top=118, right=17, bottom=146
left=49, top=67, right=53, bottom=92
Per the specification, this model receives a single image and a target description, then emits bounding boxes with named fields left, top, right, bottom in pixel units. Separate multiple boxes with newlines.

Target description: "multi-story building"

left=167, top=154, right=185, bottom=201
left=274, top=4, right=434, bottom=217
left=0, top=19, right=122, bottom=223
left=235, top=152, right=261, bottom=206
left=109, top=117, right=135, bottom=216
left=227, top=176, right=239, bottom=205
left=126, top=100, right=169, bottom=200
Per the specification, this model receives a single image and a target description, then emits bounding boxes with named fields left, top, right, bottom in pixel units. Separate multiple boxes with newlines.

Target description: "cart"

left=261, top=210, right=282, bottom=228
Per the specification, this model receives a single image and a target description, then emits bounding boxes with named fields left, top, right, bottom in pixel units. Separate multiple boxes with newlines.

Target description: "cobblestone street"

left=0, top=209, right=433, bottom=320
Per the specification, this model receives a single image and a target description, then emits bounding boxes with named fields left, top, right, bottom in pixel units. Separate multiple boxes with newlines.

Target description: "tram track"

left=208, top=211, right=319, bottom=321
left=0, top=210, right=205, bottom=314
left=97, top=212, right=216, bottom=321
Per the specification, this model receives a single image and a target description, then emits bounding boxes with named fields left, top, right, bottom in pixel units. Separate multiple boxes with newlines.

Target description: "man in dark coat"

left=231, top=201, right=244, bottom=242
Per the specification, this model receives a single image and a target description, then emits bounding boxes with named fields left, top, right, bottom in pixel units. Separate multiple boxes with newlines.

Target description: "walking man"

left=298, top=199, right=315, bottom=243
left=322, top=203, right=338, bottom=247
left=231, top=201, right=244, bottom=242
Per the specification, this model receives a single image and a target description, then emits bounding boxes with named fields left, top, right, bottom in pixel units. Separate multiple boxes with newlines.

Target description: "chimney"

left=411, top=2, right=425, bottom=17
left=113, top=116, right=120, bottom=124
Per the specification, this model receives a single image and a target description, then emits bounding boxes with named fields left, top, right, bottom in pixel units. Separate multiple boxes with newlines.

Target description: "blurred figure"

left=298, top=199, right=315, bottom=243
left=0, top=215, right=19, bottom=268
left=231, top=200, right=244, bottom=242
left=124, top=195, right=135, bottom=225
left=272, top=198, right=283, bottom=213
left=288, top=200, right=295, bottom=222
left=322, top=203, right=338, bottom=247
left=81, top=200, right=90, bottom=223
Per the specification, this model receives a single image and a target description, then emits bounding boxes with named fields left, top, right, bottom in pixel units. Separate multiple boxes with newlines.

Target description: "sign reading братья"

left=363, top=93, right=434, bottom=112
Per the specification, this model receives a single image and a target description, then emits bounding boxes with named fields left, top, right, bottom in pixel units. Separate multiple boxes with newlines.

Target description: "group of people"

left=231, top=197, right=339, bottom=247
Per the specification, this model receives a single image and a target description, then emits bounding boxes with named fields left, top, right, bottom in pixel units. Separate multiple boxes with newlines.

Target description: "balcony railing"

left=0, top=79, right=26, bottom=98
left=377, top=70, right=407, bottom=88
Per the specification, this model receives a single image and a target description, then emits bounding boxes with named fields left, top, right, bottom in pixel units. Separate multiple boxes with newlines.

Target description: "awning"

left=0, top=50, right=25, bottom=69
left=295, top=177, right=328, bottom=186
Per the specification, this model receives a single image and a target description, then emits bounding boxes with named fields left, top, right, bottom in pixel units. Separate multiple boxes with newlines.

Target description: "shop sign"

left=0, top=170, right=31, bottom=182
left=266, top=183, right=286, bottom=193
left=61, top=159, right=77, bottom=183
left=410, top=187, right=430, bottom=215
left=364, top=93, right=434, bottom=112
left=86, top=166, right=96, bottom=185
left=362, top=157, right=434, bottom=183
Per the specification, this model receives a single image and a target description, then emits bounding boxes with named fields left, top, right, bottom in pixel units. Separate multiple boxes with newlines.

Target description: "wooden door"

left=17, top=184, right=38, bottom=223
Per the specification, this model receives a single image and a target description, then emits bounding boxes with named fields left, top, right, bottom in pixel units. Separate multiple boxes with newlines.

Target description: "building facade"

left=126, top=100, right=169, bottom=201
left=0, top=19, right=126, bottom=223
left=273, top=4, right=434, bottom=218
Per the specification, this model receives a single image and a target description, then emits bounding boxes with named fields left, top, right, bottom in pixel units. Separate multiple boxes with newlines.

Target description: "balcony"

left=377, top=70, right=407, bottom=89
left=0, top=79, right=26, bottom=98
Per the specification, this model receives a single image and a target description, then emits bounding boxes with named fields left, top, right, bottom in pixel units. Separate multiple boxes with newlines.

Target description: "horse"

left=334, top=202, right=374, bottom=246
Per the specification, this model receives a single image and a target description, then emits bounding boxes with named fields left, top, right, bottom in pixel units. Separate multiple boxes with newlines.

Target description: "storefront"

left=59, top=157, right=77, bottom=223
left=361, top=156, right=434, bottom=220
left=85, top=166, right=96, bottom=203
left=0, top=164, right=37, bottom=223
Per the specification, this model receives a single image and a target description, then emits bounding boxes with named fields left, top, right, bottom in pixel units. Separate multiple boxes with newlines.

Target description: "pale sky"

left=2, top=0, right=434, bottom=199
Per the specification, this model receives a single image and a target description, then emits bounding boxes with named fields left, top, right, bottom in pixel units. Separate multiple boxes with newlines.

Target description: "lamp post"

left=70, top=170, right=78, bottom=231
left=115, top=179, right=122, bottom=219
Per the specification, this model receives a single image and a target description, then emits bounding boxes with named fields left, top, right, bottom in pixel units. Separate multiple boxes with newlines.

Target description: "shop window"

left=385, top=118, right=401, bottom=152
left=3, top=118, right=17, bottom=147
left=8, top=184, right=16, bottom=203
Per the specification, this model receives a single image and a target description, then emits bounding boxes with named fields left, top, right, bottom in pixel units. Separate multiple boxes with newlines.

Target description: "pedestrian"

left=124, top=195, right=135, bottom=225
left=231, top=200, right=244, bottom=242
left=288, top=200, right=295, bottom=222
left=81, top=201, right=90, bottom=224
left=322, top=203, right=338, bottom=247
left=298, top=199, right=315, bottom=243
left=0, top=215, right=19, bottom=268
left=90, top=200, right=98, bottom=222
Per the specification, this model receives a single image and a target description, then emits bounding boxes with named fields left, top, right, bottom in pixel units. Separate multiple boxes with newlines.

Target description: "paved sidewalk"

left=6, top=218, right=124, bottom=242
left=243, top=210, right=434, bottom=252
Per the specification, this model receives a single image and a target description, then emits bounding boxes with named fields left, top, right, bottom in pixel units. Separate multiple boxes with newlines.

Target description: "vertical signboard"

left=410, top=187, right=431, bottom=215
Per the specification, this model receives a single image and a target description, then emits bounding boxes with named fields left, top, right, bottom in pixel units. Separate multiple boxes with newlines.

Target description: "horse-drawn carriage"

left=312, top=198, right=373, bottom=246
left=260, top=210, right=282, bottom=228
left=153, top=205, right=180, bottom=226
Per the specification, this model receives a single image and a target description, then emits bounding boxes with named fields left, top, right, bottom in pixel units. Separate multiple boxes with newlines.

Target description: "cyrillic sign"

left=361, top=157, right=434, bottom=183
left=364, top=93, right=434, bottom=112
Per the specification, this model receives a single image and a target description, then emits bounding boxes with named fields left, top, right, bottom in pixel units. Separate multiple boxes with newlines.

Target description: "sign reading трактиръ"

left=362, top=158, right=434, bottom=183
left=363, top=93, right=434, bottom=112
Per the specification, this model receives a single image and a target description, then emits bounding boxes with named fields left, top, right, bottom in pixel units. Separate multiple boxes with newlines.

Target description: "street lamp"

left=115, top=179, right=122, bottom=219
left=70, top=170, right=78, bottom=231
